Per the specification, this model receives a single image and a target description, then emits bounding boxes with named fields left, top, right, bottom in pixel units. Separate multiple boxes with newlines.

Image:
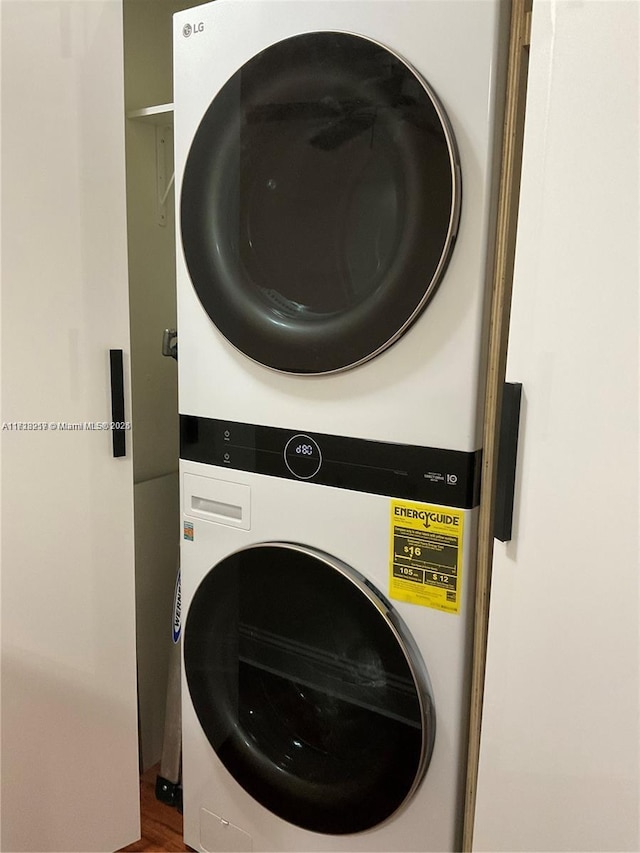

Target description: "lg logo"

left=183, top=21, right=204, bottom=37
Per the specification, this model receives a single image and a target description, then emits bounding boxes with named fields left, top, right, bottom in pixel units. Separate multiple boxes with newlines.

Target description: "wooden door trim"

left=462, top=1, right=532, bottom=849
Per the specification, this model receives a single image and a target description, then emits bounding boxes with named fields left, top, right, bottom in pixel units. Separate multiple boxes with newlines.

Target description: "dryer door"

left=180, top=31, right=460, bottom=374
left=184, top=543, right=435, bottom=835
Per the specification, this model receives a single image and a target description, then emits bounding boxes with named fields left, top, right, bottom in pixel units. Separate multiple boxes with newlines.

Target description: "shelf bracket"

left=155, top=124, right=173, bottom=226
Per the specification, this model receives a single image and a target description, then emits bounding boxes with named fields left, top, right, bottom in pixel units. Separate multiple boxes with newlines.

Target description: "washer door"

left=180, top=31, right=460, bottom=374
left=184, top=543, right=435, bottom=835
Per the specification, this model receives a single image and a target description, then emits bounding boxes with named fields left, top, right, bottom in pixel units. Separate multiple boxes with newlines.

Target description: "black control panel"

left=180, top=416, right=482, bottom=509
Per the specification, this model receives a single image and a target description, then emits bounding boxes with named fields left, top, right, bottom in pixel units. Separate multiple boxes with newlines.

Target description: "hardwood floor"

left=118, top=765, right=194, bottom=852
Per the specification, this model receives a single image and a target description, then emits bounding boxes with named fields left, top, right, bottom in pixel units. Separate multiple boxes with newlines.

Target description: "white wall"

left=474, top=2, right=639, bottom=850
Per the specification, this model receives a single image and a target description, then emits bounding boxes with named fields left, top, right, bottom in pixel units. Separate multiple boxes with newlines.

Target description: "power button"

left=284, top=434, right=322, bottom=479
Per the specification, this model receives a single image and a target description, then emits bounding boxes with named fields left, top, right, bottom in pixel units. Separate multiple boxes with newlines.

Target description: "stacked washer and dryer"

left=174, top=2, right=507, bottom=850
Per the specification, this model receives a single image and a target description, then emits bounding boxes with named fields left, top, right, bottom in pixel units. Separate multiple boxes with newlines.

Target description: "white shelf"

left=127, top=103, right=173, bottom=124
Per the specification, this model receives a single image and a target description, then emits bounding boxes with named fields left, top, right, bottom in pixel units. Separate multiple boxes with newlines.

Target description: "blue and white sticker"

left=172, top=568, right=181, bottom=644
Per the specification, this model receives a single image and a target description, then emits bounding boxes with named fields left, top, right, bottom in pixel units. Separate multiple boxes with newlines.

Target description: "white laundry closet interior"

left=123, top=0, right=199, bottom=770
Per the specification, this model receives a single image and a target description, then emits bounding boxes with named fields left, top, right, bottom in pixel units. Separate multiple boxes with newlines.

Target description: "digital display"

left=284, top=434, right=322, bottom=479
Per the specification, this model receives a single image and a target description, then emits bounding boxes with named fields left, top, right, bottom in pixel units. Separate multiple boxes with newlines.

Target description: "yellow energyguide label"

left=389, top=500, right=464, bottom=614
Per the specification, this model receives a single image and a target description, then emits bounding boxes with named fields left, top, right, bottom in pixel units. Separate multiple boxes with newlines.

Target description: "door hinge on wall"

left=523, top=10, right=532, bottom=48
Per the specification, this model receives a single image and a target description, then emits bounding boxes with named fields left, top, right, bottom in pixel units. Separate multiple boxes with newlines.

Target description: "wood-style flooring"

left=118, top=765, right=193, bottom=853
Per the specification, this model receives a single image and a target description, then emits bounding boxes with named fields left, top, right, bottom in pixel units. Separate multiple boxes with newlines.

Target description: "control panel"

left=180, top=416, right=482, bottom=508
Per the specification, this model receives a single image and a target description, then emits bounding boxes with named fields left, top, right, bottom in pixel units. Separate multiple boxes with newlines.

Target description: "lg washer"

left=180, top=459, right=478, bottom=852
left=174, top=0, right=508, bottom=454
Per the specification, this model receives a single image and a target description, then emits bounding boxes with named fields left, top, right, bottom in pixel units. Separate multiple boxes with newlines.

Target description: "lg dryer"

left=174, top=0, right=507, bottom=453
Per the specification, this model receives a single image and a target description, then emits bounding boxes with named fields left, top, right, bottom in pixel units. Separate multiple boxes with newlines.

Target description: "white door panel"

left=1, top=2, right=140, bottom=850
left=474, top=2, right=639, bottom=851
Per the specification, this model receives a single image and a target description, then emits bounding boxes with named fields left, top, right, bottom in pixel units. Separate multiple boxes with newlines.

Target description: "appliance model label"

left=389, top=500, right=464, bottom=614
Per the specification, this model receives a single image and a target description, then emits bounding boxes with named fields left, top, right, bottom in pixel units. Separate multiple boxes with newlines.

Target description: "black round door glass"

left=180, top=32, right=460, bottom=374
left=184, top=545, right=435, bottom=835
